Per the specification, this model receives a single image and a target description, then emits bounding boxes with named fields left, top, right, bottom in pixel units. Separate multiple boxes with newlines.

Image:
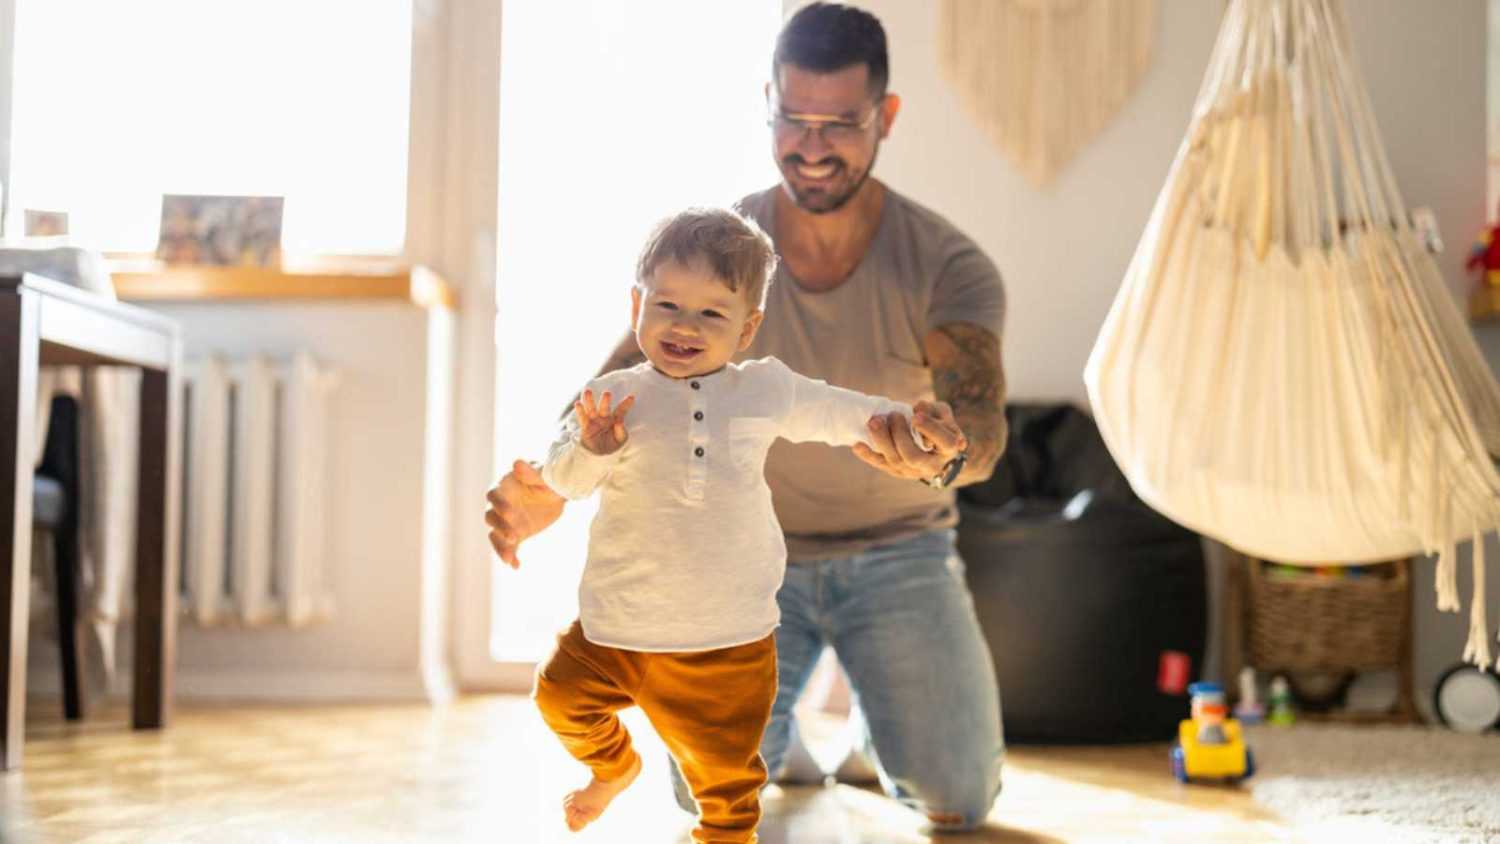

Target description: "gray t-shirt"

left=734, top=185, right=1006, bottom=561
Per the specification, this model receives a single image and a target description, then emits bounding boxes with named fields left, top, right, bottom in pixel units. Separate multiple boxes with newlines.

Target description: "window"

left=491, top=0, right=781, bottom=662
left=7, top=0, right=412, bottom=255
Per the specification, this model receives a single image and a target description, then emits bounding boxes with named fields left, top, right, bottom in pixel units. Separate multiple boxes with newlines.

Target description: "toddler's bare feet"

left=563, top=754, right=642, bottom=832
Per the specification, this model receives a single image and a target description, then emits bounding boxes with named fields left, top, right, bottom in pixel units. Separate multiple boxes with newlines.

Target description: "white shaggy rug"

left=1245, top=724, right=1500, bottom=843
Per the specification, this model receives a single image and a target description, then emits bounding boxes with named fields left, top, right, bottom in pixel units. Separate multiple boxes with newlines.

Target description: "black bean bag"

left=957, top=403, right=1207, bottom=744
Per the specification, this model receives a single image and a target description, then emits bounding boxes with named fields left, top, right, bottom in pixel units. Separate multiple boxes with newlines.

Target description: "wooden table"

left=0, top=272, right=181, bottom=770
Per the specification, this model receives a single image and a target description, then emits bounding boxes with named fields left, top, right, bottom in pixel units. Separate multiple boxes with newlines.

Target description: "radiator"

left=181, top=352, right=337, bottom=627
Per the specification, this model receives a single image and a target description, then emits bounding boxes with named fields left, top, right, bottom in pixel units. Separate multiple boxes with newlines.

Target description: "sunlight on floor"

left=2, top=696, right=1296, bottom=843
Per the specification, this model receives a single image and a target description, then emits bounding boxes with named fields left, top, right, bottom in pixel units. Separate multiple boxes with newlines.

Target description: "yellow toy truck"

left=1170, top=682, right=1255, bottom=784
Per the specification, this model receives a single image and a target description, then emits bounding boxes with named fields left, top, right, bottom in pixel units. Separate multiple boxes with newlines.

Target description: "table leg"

left=0, top=291, right=40, bottom=770
left=132, top=347, right=181, bottom=731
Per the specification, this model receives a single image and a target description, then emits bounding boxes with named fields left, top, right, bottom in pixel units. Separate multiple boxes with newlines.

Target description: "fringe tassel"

left=1463, top=529, right=1492, bottom=667
left=937, top=0, right=1158, bottom=186
left=1435, top=539, right=1461, bottom=612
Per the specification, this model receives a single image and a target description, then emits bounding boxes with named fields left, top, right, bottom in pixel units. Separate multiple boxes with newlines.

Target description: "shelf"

left=108, top=259, right=456, bottom=310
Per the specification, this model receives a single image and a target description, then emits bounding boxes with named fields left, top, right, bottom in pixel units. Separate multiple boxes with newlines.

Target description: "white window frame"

left=404, top=0, right=526, bottom=691
left=1, top=0, right=16, bottom=234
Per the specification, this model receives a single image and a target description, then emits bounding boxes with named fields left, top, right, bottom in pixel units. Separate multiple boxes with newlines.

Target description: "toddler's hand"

left=576, top=389, right=635, bottom=455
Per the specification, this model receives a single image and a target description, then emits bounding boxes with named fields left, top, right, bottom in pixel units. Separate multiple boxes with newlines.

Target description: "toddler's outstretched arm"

left=765, top=358, right=966, bottom=482
left=773, top=361, right=929, bottom=452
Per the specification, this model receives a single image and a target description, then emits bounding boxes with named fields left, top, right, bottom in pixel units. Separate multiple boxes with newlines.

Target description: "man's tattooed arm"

left=924, top=322, right=1008, bottom=486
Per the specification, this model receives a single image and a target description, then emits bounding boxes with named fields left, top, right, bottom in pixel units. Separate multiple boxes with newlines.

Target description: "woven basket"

left=1247, top=558, right=1408, bottom=672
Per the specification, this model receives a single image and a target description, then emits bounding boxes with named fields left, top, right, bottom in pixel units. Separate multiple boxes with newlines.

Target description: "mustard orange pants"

left=532, top=620, right=777, bottom=844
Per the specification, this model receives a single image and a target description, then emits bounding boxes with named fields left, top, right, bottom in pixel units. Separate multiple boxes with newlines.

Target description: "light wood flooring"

left=0, top=695, right=1299, bottom=843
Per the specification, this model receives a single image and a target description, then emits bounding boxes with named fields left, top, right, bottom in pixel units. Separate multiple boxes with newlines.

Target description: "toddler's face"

left=631, top=259, right=764, bottom=379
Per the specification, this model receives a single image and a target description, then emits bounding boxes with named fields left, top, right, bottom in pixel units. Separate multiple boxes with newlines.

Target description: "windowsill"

left=106, top=255, right=455, bottom=311
left=103, top=251, right=406, bottom=270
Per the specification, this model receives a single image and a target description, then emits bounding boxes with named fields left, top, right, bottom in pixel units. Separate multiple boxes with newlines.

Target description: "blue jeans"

left=671, top=528, right=1005, bottom=830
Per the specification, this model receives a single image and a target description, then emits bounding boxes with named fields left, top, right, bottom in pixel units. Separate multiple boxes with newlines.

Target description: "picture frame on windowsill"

left=24, top=209, right=69, bottom=238
left=155, top=194, right=283, bottom=267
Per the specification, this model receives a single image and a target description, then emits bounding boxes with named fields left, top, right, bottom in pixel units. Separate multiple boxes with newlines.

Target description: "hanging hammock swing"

left=1085, top=0, right=1500, bottom=667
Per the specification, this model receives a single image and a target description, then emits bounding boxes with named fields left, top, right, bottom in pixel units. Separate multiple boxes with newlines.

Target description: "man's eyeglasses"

left=767, top=104, right=880, bottom=145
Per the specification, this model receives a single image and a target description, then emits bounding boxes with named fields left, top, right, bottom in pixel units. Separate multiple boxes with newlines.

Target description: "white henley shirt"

left=542, top=356, right=922, bottom=652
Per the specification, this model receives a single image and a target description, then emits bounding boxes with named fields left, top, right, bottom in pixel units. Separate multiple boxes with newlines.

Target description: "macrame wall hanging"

left=1086, top=0, right=1500, bottom=668
left=936, top=0, right=1158, bottom=187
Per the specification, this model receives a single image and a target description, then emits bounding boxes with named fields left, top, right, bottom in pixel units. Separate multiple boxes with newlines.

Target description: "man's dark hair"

left=772, top=3, right=889, bottom=99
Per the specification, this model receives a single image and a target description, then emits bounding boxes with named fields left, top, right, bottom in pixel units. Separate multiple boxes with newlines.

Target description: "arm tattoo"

left=558, top=332, right=647, bottom=420
left=926, top=322, right=1007, bottom=486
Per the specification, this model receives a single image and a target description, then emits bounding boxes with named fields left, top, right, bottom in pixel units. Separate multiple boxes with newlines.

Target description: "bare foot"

left=563, top=754, right=642, bottom=832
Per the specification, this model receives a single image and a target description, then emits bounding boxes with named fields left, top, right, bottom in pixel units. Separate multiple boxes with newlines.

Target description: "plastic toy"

left=1233, top=666, right=1265, bottom=725
left=1266, top=563, right=1303, bottom=580
left=1467, top=208, right=1500, bottom=290
left=1170, top=681, right=1255, bottom=784
left=1267, top=675, right=1296, bottom=726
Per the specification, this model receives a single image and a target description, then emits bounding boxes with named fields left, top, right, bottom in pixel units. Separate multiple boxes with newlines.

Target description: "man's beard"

left=780, top=147, right=879, bottom=214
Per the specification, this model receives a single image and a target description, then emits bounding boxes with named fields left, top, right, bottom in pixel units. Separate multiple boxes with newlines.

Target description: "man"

left=487, top=3, right=1007, bottom=831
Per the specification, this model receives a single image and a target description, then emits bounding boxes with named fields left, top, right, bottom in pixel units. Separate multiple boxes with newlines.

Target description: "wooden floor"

left=0, top=695, right=1298, bottom=843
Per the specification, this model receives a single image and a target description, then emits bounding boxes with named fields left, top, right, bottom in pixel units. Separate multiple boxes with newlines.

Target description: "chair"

left=33, top=394, right=84, bottom=721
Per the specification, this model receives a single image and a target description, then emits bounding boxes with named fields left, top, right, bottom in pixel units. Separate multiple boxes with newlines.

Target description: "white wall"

left=843, top=0, right=1495, bottom=720
left=856, top=0, right=1219, bottom=403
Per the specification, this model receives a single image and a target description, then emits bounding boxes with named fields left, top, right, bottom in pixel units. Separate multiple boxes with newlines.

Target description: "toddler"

left=529, top=207, right=937, bottom=843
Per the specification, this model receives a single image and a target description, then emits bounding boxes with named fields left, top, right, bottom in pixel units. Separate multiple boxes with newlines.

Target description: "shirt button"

left=693, top=411, right=704, bottom=421
left=694, top=446, right=705, bottom=457
left=690, top=381, right=701, bottom=390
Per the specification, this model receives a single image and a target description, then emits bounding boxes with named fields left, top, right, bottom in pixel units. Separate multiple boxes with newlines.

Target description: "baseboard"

left=27, top=664, right=439, bottom=704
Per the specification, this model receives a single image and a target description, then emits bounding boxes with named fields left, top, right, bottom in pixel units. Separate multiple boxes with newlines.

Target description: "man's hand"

left=852, top=400, right=968, bottom=481
left=575, top=389, right=636, bottom=455
left=485, top=460, right=566, bottom=569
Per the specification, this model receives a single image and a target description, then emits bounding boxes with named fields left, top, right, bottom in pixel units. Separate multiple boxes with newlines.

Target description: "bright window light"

left=8, top=0, right=412, bottom=255
left=491, top=0, right=782, bottom=662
